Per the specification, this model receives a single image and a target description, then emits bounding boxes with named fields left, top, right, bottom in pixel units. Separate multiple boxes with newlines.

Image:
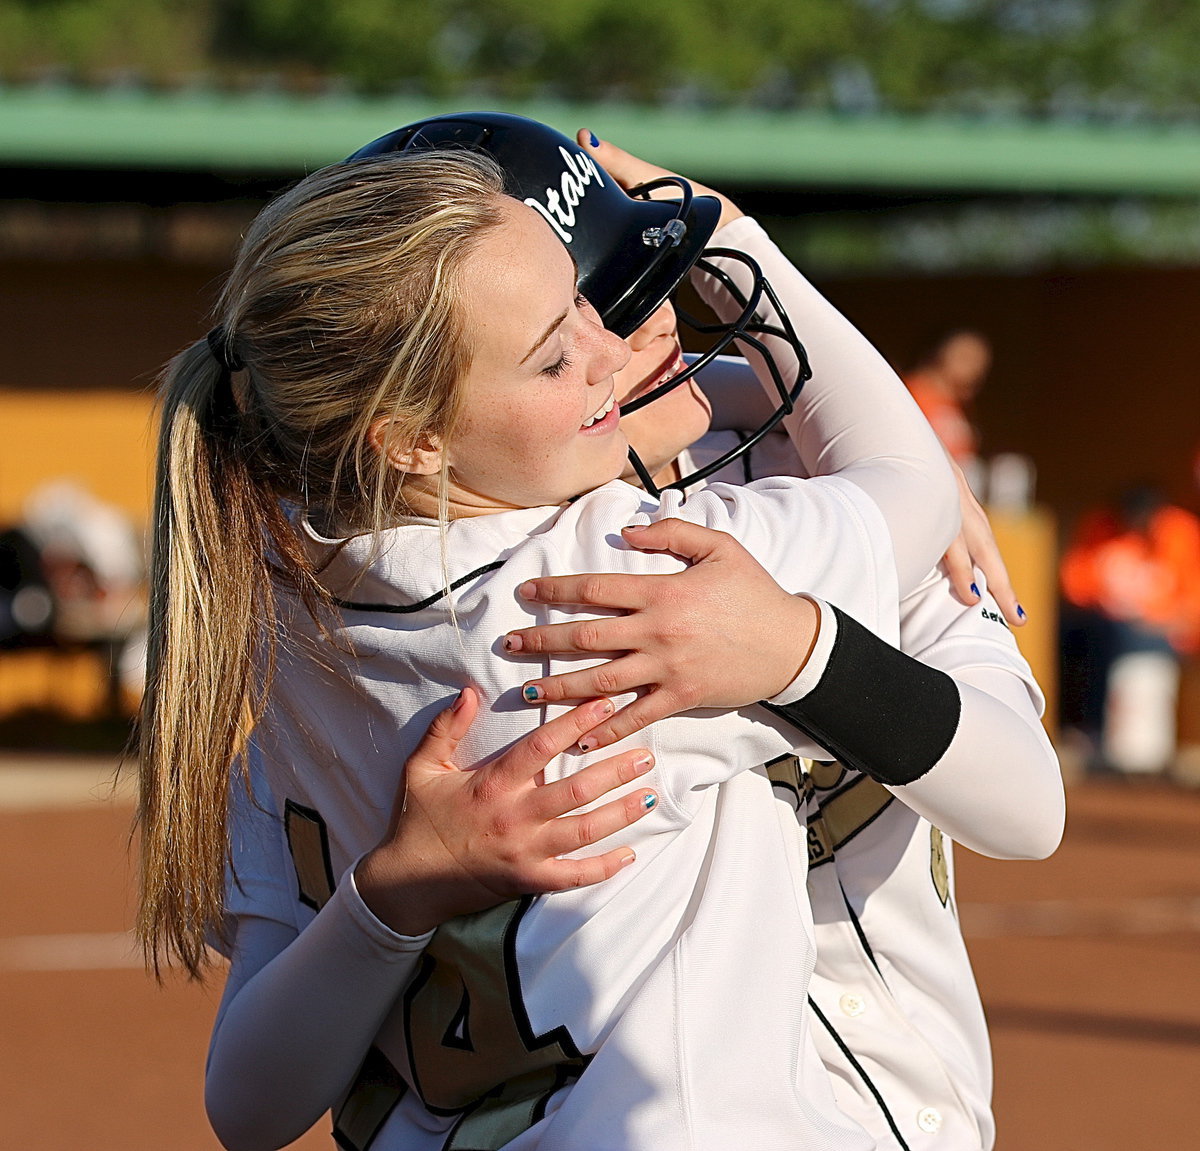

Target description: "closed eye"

left=542, top=351, right=574, bottom=378
left=541, top=293, right=590, bottom=377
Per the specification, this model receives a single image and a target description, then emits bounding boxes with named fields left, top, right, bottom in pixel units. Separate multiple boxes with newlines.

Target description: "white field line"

left=3, top=897, right=1198, bottom=973
left=0, top=931, right=143, bottom=971
left=0, top=758, right=134, bottom=811
left=960, top=894, right=1200, bottom=938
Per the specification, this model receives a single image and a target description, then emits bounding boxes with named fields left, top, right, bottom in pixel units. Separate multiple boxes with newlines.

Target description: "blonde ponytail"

left=137, top=340, right=290, bottom=975
left=136, top=151, right=506, bottom=975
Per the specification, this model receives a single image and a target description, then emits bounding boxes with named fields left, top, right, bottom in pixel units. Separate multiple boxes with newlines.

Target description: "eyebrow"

left=519, top=308, right=569, bottom=365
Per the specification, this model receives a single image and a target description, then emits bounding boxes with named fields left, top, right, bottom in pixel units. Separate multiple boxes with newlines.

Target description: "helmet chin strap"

left=626, top=446, right=665, bottom=498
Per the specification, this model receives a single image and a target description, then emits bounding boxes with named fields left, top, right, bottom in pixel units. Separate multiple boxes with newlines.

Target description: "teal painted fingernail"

left=522, top=684, right=543, bottom=703
left=641, top=793, right=657, bottom=810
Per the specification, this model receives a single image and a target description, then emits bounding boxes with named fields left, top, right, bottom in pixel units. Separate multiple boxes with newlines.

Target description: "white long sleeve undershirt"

left=692, top=216, right=959, bottom=594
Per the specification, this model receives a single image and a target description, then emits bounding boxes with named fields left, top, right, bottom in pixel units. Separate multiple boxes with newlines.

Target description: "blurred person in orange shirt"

left=1060, top=485, right=1200, bottom=774
left=905, top=329, right=991, bottom=475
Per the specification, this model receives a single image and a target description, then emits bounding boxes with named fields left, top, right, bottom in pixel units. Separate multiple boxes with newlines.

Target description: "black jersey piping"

left=839, top=879, right=882, bottom=976
left=331, top=561, right=504, bottom=614
left=809, top=996, right=911, bottom=1151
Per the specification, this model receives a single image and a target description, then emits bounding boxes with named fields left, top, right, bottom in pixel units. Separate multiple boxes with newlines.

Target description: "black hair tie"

left=206, top=326, right=245, bottom=373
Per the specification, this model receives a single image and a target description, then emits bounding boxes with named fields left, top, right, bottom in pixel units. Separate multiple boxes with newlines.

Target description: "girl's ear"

left=368, top=417, right=443, bottom=476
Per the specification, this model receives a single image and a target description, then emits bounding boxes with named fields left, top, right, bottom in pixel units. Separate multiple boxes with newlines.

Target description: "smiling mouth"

left=627, top=346, right=686, bottom=404
left=582, top=391, right=616, bottom=428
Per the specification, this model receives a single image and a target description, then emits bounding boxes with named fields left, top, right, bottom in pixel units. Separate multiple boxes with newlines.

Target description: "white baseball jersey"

left=217, top=526, right=1056, bottom=1151
left=247, top=473, right=894, bottom=1151
left=693, top=428, right=1061, bottom=1151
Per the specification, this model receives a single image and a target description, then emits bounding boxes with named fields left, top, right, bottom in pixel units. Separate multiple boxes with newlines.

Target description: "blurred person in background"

left=21, top=480, right=144, bottom=645
left=0, top=481, right=147, bottom=711
left=0, top=523, right=54, bottom=647
left=905, top=329, right=991, bottom=492
left=1060, top=484, right=1200, bottom=775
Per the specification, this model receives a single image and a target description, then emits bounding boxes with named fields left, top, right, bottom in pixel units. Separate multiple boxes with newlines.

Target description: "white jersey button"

left=916, top=1107, right=944, bottom=1134
left=839, top=993, right=866, bottom=1018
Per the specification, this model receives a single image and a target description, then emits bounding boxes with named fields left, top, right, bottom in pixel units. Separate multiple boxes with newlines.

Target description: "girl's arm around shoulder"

left=907, top=667, right=1064, bottom=860
left=693, top=216, right=958, bottom=593
left=576, top=133, right=955, bottom=591
left=891, top=570, right=1065, bottom=860
left=207, top=693, right=661, bottom=1149
left=207, top=751, right=423, bottom=1150
left=765, top=577, right=1064, bottom=860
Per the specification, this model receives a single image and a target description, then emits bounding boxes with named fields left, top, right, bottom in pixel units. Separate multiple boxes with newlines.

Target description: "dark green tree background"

left=3, top=0, right=1199, bottom=118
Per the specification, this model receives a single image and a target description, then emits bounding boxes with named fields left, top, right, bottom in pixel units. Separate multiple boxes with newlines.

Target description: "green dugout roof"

left=3, top=87, right=1200, bottom=196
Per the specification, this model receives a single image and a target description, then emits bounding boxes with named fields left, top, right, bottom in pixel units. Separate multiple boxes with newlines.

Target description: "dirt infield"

left=1, top=756, right=1197, bottom=1150
left=958, top=778, right=1200, bottom=1149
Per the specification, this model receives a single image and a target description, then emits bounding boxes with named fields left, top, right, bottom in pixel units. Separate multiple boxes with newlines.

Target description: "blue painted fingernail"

left=970, top=583, right=980, bottom=597
left=1017, top=604, right=1027, bottom=619
left=588, top=131, right=599, bottom=147
left=642, top=793, right=657, bottom=810
left=522, top=684, right=543, bottom=703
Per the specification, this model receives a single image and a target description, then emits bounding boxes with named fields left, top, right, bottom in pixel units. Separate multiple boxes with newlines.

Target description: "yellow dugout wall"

left=6, top=253, right=1200, bottom=729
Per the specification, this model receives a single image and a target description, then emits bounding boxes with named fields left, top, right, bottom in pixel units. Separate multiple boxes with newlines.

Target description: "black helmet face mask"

left=349, top=112, right=811, bottom=497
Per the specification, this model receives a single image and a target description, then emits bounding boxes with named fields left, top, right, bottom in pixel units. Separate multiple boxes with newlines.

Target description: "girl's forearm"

left=206, top=875, right=427, bottom=1151
left=693, top=218, right=958, bottom=592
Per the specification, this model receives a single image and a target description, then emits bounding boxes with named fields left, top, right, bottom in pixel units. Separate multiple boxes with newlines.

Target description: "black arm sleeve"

left=762, top=604, right=961, bottom=786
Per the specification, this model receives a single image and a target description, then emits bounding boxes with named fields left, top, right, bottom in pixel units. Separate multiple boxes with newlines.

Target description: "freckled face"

left=447, top=199, right=633, bottom=511
left=612, top=301, right=712, bottom=483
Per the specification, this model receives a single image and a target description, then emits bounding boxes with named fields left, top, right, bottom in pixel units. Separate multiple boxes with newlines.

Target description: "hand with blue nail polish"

left=356, top=688, right=657, bottom=935
left=941, top=455, right=1026, bottom=625
left=504, top=518, right=819, bottom=750
left=576, top=130, right=744, bottom=232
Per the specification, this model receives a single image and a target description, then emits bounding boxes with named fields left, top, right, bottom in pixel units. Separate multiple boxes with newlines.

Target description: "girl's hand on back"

left=578, top=131, right=744, bottom=233
left=355, top=689, right=657, bottom=936
left=503, top=519, right=820, bottom=751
